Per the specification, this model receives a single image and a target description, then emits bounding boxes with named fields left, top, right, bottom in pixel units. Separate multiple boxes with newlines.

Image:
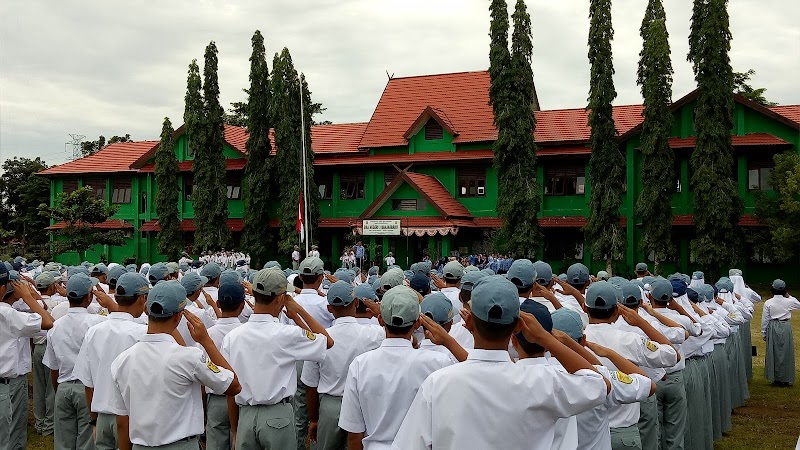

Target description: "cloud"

left=1, top=0, right=797, bottom=167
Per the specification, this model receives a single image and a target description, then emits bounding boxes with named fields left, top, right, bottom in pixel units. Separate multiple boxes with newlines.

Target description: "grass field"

left=25, top=294, right=800, bottom=450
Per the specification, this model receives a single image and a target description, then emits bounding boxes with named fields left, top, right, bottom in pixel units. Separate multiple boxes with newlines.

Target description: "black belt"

left=775, top=319, right=790, bottom=322
left=0, top=377, right=16, bottom=384
left=688, top=354, right=707, bottom=360
left=274, top=396, right=293, bottom=405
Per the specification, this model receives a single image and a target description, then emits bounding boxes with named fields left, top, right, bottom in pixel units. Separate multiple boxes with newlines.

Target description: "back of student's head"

left=469, top=275, right=520, bottom=343
left=584, top=281, right=620, bottom=320
left=252, top=268, right=288, bottom=305
left=380, top=286, right=421, bottom=336
left=772, top=279, right=787, bottom=297
left=218, top=281, right=245, bottom=312
left=146, top=280, right=187, bottom=322
left=515, top=300, right=552, bottom=355
left=114, top=273, right=150, bottom=307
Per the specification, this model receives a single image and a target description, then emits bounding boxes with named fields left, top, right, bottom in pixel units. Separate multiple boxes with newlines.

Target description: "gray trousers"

left=708, top=344, right=729, bottom=440
left=656, top=370, right=686, bottom=450
left=610, top=424, right=642, bottom=450
left=0, top=375, right=28, bottom=450
left=133, top=437, right=199, bottom=450
left=54, top=380, right=94, bottom=450
left=95, top=413, right=117, bottom=450
left=33, top=342, right=55, bottom=435
left=317, top=394, right=346, bottom=450
left=236, top=403, right=295, bottom=450
left=637, top=394, right=659, bottom=450
left=294, top=361, right=308, bottom=450
left=206, top=394, right=231, bottom=450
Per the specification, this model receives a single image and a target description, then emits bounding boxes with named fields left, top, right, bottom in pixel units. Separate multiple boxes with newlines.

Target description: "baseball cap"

left=220, top=270, right=242, bottom=286
left=518, top=299, right=553, bottom=333
left=507, top=259, right=537, bottom=289
left=299, top=257, right=324, bottom=276
left=409, top=272, right=431, bottom=296
left=180, top=272, right=209, bottom=295
left=201, top=262, right=222, bottom=279
left=773, top=279, right=787, bottom=291
left=585, top=281, right=620, bottom=310
left=380, top=286, right=421, bottom=328
left=442, top=261, right=464, bottom=281
left=421, top=292, right=455, bottom=324
left=68, top=266, right=89, bottom=277
left=686, top=288, right=700, bottom=303
left=34, top=272, right=57, bottom=290
left=165, top=262, right=180, bottom=275
left=619, top=281, right=643, bottom=307
left=566, top=263, right=590, bottom=285
left=380, top=269, right=406, bottom=292
left=715, top=278, right=734, bottom=293
left=691, top=271, right=704, bottom=281
left=470, top=275, right=520, bottom=325
left=146, top=280, right=187, bottom=318
left=532, top=261, right=553, bottom=285
left=66, top=273, right=99, bottom=300
left=551, top=308, right=585, bottom=342
left=125, top=264, right=137, bottom=273
left=0, top=263, right=9, bottom=285
left=464, top=265, right=479, bottom=273
left=148, top=263, right=170, bottom=284
left=108, top=266, right=128, bottom=288
left=649, top=279, right=673, bottom=302
left=608, top=276, right=627, bottom=286
left=354, top=283, right=377, bottom=301
left=670, top=278, right=687, bottom=298
left=179, top=262, right=189, bottom=272
left=327, top=281, right=356, bottom=306
left=253, top=269, right=288, bottom=296
left=5, top=271, right=20, bottom=294
left=115, top=273, right=151, bottom=297
left=635, top=262, right=648, bottom=273
left=90, top=263, right=109, bottom=276
left=368, top=266, right=379, bottom=277
left=333, top=268, right=354, bottom=284
left=481, top=268, right=496, bottom=276
left=217, top=282, right=245, bottom=308
left=596, top=270, right=609, bottom=281
left=461, top=271, right=488, bottom=292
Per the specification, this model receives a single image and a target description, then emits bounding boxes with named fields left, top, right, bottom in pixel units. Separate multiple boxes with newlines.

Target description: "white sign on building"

left=362, top=219, right=402, bottom=236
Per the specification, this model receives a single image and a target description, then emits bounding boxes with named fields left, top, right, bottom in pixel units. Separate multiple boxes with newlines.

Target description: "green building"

left=39, top=71, right=800, bottom=282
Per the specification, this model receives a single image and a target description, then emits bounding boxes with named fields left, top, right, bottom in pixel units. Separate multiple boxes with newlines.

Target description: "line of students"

left=0, top=255, right=786, bottom=450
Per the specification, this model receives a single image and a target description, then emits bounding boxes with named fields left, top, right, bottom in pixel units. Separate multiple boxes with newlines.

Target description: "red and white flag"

left=296, top=192, right=305, bottom=243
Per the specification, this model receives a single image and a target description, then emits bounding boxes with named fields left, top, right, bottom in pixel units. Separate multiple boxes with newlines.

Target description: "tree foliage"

left=687, top=0, right=742, bottom=276
left=0, top=157, right=51, bottom=250
left=193, top=42, right=231, bottom=251
left=733, top=69, right=777, bottom=107
left=490, top=0, right=542, bottom=258
left=488, top=0, right=511, bottom=118
left=80, top=134, right=131, bottom=157
left=154, top=117, right=183, bottom=260
left=753, top=152, right=800, bottom=261
left=585, top=0, right=625, bottom=272
left=241, top=30, right=274, bottom=267
left=636, top=0, right=675, bottom=270
left=39, top=186, right=124, bottom=258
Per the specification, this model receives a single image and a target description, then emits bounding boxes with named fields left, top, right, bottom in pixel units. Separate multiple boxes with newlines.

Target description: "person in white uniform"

left=447, top=270, right=487, bottom=350
left=762, top=279, right=800, bottom=386
left=32, top=271, right=61, bottom=437
left=439, top=261, right=464, bottom=323
left=418, top=292, right=468, bottom=364
left=392, top=275, right=609, bottom=450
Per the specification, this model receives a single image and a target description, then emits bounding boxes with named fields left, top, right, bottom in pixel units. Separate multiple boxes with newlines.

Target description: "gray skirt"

left=765, top=319, right=795, bottom=384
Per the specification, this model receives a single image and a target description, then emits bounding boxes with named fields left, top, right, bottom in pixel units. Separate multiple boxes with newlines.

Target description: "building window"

left=184, top=176, right=196, bottom=201
left=139, top=192, right=147, bottom=214
left=424, top=118, right=443, bottom=140
left=85, top=177, right=106, bottom=200
left=226, top=173, right=242, bottom=200
left=317, top=173, right=333, bottom=200
left=186, top=138, right=195, bottom=159
left=391, top=199, right=427, bottom=211
left=747, top=159, right=773, bottom=191
left=112, top=177, right=132, bottom=204
left=544, top=164, right=586, bottom=196
left=341, top=174, right=365, bottom=200
left=458, top=168, right=486, bottom=198
left=62, top=179, right=79, bottom=194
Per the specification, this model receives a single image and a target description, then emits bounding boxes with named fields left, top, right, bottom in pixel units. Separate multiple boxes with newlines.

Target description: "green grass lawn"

left=25, top=294, right=800, bottom=449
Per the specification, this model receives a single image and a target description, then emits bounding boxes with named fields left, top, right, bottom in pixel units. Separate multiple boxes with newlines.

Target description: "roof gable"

left=403, top=106, right=458, bottom=140
left=360, top=170, right=472, bottom=219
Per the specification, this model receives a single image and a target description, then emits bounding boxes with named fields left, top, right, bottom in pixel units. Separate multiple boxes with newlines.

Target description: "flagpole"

left=300, top=76, right=310, bottom=256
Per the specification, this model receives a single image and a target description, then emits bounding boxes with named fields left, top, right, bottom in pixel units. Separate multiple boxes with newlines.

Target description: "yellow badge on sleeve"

left=615, top=371, right=633, bottom=384
left=646, top=340, right=658, bottom=352
left=304, top=330, right=317, bottom=341
left=207, top=360, right=220, bottom=374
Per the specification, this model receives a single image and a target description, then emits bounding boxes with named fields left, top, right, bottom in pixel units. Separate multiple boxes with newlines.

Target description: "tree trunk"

left=606, top=258, right=613, bottom=276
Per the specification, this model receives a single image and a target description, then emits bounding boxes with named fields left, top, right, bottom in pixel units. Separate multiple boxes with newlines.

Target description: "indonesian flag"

left=297, top=192, right=305, bottom=243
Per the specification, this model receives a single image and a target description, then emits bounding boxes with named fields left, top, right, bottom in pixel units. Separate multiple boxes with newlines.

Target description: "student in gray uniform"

left=762, top=279, right=800, bottom=386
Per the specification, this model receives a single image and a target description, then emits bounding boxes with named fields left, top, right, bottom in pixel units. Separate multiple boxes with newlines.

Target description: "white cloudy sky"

left=1, top=0, right=798, bottom=167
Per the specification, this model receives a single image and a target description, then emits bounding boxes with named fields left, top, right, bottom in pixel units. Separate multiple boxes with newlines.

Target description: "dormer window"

left=424, top=118, right=443, bottom=140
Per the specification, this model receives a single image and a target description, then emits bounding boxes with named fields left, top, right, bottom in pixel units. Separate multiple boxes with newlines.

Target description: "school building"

left=39, top=71, right=800, bottom=282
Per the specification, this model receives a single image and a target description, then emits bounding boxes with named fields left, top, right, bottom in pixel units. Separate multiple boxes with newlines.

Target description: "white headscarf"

left=138, top=263, right=151, bottom=276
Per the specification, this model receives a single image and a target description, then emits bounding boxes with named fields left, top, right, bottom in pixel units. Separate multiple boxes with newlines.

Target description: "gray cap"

left=442, top=261, right=464, bottom=281
left=148, top=263, right=170, bottom=284
left=264, top=261, right=281, bottom=270
left=596, top=270, right=609, bottom=281
left=220, top=270, right=242, bottom=286
left=90, top=263, right=109, bottom=276
left=334, top=268, right=354, bottom=284
left=34, top=272, right=57, bottom=290
left=381, top=286, right=421, bottom=327
left=253, top=269, right=288, bottom=296
left=146, top=280, right=187, bottom=318
left=299, top=257, right=325, bottom=276
left=68, top=266, right=89, bottom=277
left=460, top=271, right=488, bottom=292
left=649, top=279, right=673, bottom=302
left=115, top=273, right=151, bottom=297
left=773, top=279, right=786, bottom=291
left=551, top=308, right=585, bottom=342
left=471, top=275, right=520, bottom=325
left=635, top=262, right=648, bottom=273
left=66, top=273, right=99, bottom=300
left=481, top=268, right=496, bottom=276
left=380, top=269, right=406, bottom=292
left=729, top=269, right=743, bottom=277
left=691, top=271, right=704, bottom=280
left=585, top=281, right=620, bottom=310
left=180, top=272, right=209, bottom=295
left=532, top=261, right=553, bottom=285
left=715, top=278, right=734, bottom=293
left=507, top=259, right=537, bottom=289
left=0, top=263, right=8, bottom=285
left=5, top=271, right=19, bottom=294
left=218, top=282, right=245, bottom=307
left=619, top=281, right=643, bottom=307
left=125, top=264, right=137, bottom=273
left=566, top=263, right=590, bottom=285
left=608, top=276, right=627, bottom=286
left=108, top=266, right=128, bottom=288
left=464, top=265, right=479, bottom=273
left=368, top=266, right=379, bottom=277
left=327, top=281, right=356, bottom=306
left=421, top=292, right=454, bottom=324
left=165, top=262, right=180, bottom=274
left=354, top=283, right=377, bottom=301
left=201, top=262, right=222, bottom=279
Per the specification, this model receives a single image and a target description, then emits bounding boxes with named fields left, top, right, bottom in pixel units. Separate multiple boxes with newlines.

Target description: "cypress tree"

left=687, top=0, right=742, bottom=275
left=154, top=117, right=183, bottom=260
left=584, top=0, right=625, bottom=273
left=241, top=30, right=274, bottom=267
left=488, top=0, right=511, bottom=116
left=636, top=0, right=675, bottom=272
left=184, top=59, right=204, bottom=166
left=194, top=41, right=231, bottom=251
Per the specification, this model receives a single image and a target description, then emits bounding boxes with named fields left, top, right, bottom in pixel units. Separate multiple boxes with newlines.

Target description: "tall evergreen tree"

left=488, top=0, right=511, bottom=117
left=241, top=30, right=274, bottom=267
left=154, top=117, right=183, bottom=261
left=193, top=41, right=231, bottom=251
left=585, top=0, right=625, bottom=273
left=636, top=0, right=675, bottom=272
left=687, top=0, right=742, bottom=275
left=184, top=59, right=204, bottom=159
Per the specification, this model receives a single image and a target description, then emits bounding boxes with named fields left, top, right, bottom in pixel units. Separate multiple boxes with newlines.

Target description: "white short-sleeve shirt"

left=0, top=302, right=42, bottom=378
left=43, top=308, right=107, bottom=383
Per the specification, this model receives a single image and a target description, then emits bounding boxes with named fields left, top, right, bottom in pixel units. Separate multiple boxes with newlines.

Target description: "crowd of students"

left=0, top=254, right=797, bottom=450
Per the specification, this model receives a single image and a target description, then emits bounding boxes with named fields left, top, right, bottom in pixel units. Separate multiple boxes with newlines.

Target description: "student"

left=110, top=280, right=240, bottom=450
left=1, top=266, right=55, bottom=450
left=303, top=281, right=385, bottom=450
left=293, top=246, right=302, bottom=270
left=418, top=292, right=467, bottom=364
left=762, top=279, right=800, bottom=386
left=146, top=263, right=170, bottom=285
left=223, top=268, right=333, bottom=450
left=339, top=285, right=459, bottom=450
left=200, top=262, right=223, bottom=304
left=633, top=263, right=650, bottom=281
left=73, top=273, right=149, bottom=450
left=353, top=284, right=380, bottom=325
left=32, top=272, right=61, bottom=437
left=90, top=264, right=110, bottom=293
left=43, top=273, right=109, bottom=450
left=178, top=272, right=218, bottom=346
left=204, top=280, right=247, bottom=450
left=439, top=261, right=464, bottom=322
left=448, top=270, right=487, bottom=350
left=391, top=275, right=608, bottom=450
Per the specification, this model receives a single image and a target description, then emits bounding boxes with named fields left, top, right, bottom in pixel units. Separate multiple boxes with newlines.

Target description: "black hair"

left=293, top=276, right=304, bottom=290
left=253, top=291, right=279, bottom=305
left=772, top=288, right=787, bottom=296
left=219, top=300, right=243, bottom=313
left=652, top=298, right=670, bottom=308
left=471, top=315, right=518, bottom=342
left=3, top=290, right=12, bottom=301
left=459, top=290, right=472, bottom=304
left=115, top=294, right=138, bottom=307
left=147, top=314, right=174, bottom=323
left=515, top=334, right=546, bottom=356
left=623, top=296, right=641, bottom=309
left=300, top=274, right=322, bottom=286
left=587, top=305, right=616, bottom=320
left=68, top=294, right=89, bottom=306
left=568, top=282, right=585, bottom=291
left=355, top=298, right=368, bottom=313
left=385, top=324, right=414, bottom=335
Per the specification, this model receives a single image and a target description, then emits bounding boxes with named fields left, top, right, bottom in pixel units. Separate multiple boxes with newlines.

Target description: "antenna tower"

left=67, top=134, right=86, bottom=160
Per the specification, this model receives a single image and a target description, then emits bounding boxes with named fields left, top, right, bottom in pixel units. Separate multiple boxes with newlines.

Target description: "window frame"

left=340, top=174, right=366, bottom=200
left=424, top=118, right=443, bottom=140
left=747, top=159, right=774, bottom=191
left=84, top=177, right=107, bottom=200
left=111, top=177, right=133, bottom=204
left=544, top=164, right=586, bottom=196
left=457, top=168, right=487, bottom=198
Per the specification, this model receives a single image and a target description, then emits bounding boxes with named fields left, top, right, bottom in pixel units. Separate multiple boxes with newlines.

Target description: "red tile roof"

left=45, top=219, right=134, bottom=230
left=315, top=149, right=495, bottom=166
left=403, top=106, right=458, bottom=140
left=770, top=105, right=800, bottom=124
left=311, top=123, right=368, bottom=154
left=668, top=133, right=790, bottom=149
left=39, top=141, right=159, bottom=175
left=139, top=159, right=246, bottom=173
left=140, top=219, right=244, bottom=232
left=361, top=170, right=472, bottom=220
left=534, top=105, right=645, bottom=144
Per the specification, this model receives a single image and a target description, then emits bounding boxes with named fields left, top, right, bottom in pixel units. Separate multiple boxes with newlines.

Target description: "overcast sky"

left=1, top=0, right=798, bottom=168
